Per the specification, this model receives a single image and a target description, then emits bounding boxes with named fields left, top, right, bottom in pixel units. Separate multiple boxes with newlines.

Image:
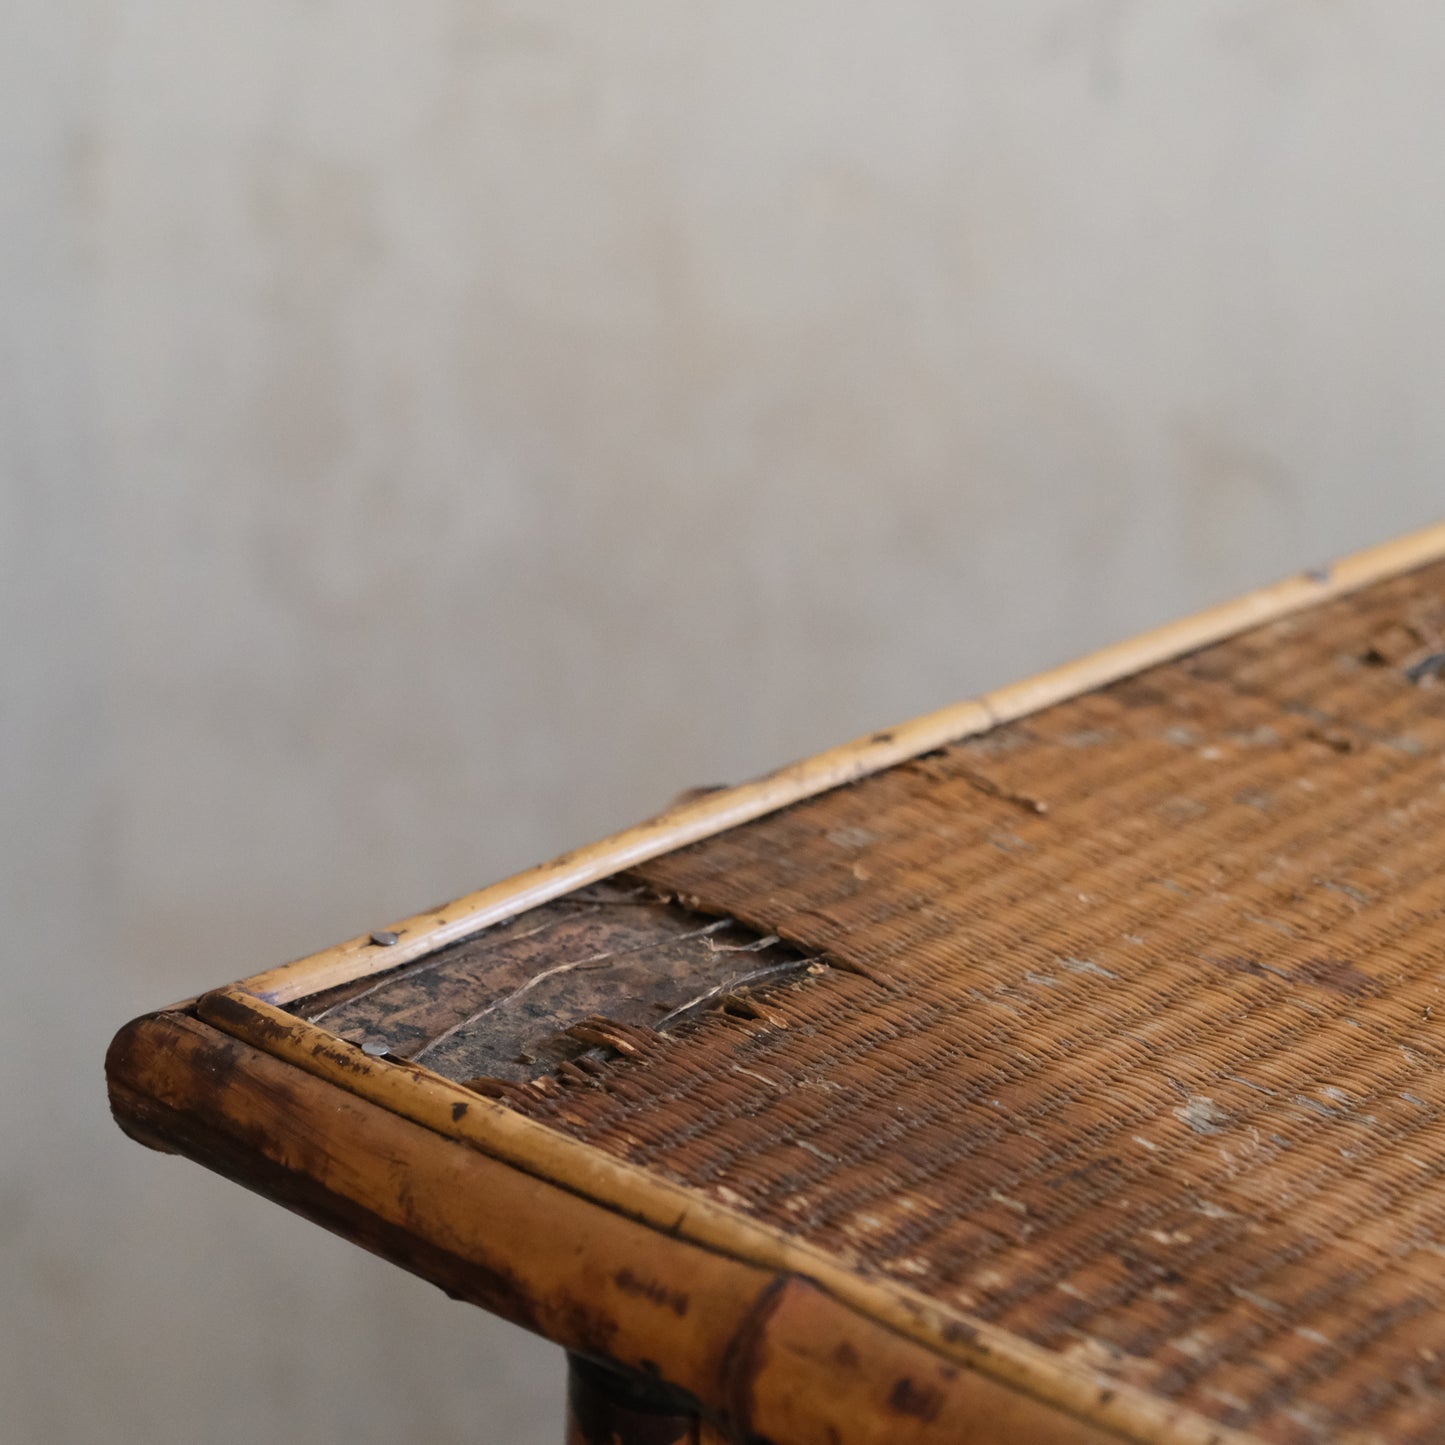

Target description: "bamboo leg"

left=564, top=1352, right=711, bottom=1445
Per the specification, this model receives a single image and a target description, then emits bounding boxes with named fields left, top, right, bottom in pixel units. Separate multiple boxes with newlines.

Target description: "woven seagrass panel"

left=503, top=560, right=1445, bottom=1445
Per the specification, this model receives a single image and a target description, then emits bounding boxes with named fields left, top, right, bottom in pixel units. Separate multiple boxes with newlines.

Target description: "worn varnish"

left=109, top=535, right=1445, bottom=1445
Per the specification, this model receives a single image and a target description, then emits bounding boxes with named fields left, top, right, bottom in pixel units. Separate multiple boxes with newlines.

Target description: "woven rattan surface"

left=481, top=559, right=1445, bottom=1445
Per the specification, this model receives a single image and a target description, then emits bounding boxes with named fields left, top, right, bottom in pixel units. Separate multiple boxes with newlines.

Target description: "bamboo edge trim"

left=197, top=988, right=1262, bottom=1445
left=242, top=521, right=1445, bottom=1006
left=116, top=1010, right=1115, bottom=1445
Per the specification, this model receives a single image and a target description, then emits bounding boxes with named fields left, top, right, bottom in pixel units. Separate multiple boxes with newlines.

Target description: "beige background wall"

left=5, top=3, right=1444, bottom=1442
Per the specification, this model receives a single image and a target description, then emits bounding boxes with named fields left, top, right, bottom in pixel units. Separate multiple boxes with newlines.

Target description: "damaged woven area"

left=297, top=879, right=815, bottom=1086
left=504, top=559, right=1445, bottom=1445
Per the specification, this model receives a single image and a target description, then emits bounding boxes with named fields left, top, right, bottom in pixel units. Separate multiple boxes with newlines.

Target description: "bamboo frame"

left=108, top=1009, right=1120, bottom=1445
left=195, top=987, right=1254, bottom=1445
left=143, top=521, right=1445, bottom=1444
left=241, top=521, right=1445, bottom=1007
